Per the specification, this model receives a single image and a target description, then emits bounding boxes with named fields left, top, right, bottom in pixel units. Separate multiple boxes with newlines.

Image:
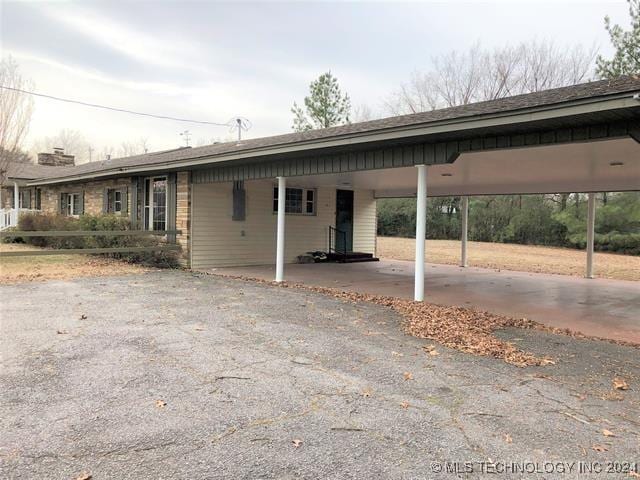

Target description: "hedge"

left=12, top=213, right=180, bottom=268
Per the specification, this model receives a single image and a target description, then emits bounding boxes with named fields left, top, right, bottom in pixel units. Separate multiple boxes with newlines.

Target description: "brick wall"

left=38, top=178, right=132, bottom=215
left=176, top=171, right=191, bottom=267
left=6, top=174, right=193, bottom=266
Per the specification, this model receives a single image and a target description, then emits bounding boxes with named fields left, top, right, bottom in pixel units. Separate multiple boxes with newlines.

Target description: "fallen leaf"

left=56, top=330, right=67, bottom=335
left=156, top=399, right=166, bottom=408
left=75, top=473, right=92, bottom=480
left=403, top=372, right=413, bottom=381
left=602, top=429, right=616, bottom=437
left=391, top=351, right=403, bottom=357
left=503, top=433, right=512, bottom=443
left=602, top=391, right=625, bottom=401
left=361, top=388, right=372, bottom=398
left=423, top=345, right=440, bottom=356
left=400, top=401, right=410, bottom=409
left=613, top=377, right=629, bottom=390
left=628, top=471, right=640, bottom=478
left=592, top=444, right=608, bottom=452
left=79, top=314, right=87, bottom=320
left=292, top=438, right=303, bottom=448
left=540, top=357, right=556, bottom=365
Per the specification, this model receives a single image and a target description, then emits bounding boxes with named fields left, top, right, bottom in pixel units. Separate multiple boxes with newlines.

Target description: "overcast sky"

left=0, top=0, right=631, bottom=160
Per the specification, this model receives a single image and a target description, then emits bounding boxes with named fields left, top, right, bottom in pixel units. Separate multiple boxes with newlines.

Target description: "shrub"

left=15, top=212, right=180, bottom=268
left=595, top=232, right=640, bottom=255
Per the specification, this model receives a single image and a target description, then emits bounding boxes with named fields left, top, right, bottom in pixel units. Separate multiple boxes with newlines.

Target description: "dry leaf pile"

left=216, top=275, right=552, bottom=366
left=215, top=274, right=638, bottom=367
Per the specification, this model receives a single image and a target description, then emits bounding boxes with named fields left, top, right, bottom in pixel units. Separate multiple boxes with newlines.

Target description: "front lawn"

left=0, top=243, right=148, bottom=284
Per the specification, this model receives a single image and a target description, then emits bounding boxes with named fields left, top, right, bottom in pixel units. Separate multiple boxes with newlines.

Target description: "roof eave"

left=27, top=91, right=640, bottom=187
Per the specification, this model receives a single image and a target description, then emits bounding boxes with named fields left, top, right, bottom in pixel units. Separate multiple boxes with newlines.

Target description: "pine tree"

left=291, top=71, right=351, bottom=132
left=596, top=0, right=640, bottom=78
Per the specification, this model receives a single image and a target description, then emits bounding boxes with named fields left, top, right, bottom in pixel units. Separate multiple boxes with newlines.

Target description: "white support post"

left=586, top=192, right=596, bottom=279
left=275, top=176, right=286, bottom=282
left=460, top=196, right=469, bottom=267
left=414, top=165, right=428, bottom=301
left=13, top=182, right=19, bottom=226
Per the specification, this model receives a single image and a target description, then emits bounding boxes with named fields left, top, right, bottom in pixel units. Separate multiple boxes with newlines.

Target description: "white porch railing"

left=0, top=208, right=40, bottom=231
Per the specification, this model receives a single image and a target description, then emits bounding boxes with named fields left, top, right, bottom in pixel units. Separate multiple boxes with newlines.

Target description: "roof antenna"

left=229, top=117, right=252, bottom=141
left=179, top=130, right=191, bottom=147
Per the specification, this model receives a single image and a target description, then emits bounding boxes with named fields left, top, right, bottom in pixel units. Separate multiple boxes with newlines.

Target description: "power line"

left=0, top=85, right=234, bottom=127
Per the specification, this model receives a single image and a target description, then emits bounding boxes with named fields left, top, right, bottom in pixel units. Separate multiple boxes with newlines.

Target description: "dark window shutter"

left=103, top=189, right=110, bottom=213
left=232, top=181, right=246, bottom=221
left=60, top=193, right=68, bottom=215
left=78, top=191, right=84, bottom=215
left=166, top=173, right=177, bottom=241
left=23, top=190, right=31, bottom=209
left=130, top=178, right=139, bottom=228
left=121, top=187, right=128, bottom=215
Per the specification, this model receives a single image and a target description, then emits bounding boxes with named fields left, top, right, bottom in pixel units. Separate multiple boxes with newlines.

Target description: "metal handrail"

left=329, top=226, right=347, bottom=260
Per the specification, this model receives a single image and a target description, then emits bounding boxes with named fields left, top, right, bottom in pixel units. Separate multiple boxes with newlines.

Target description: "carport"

left=190, top=77, right=640, bottom=302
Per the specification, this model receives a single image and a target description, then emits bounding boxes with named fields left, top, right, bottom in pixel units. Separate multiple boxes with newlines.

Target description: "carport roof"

left=19, top=75, right=640, bottom=185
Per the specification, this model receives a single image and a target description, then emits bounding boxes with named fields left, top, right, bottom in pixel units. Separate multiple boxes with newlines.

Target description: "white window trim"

left=273, top=186, right=316, bottom=216
left=67, top=193, right=80, bottom=217
left=114, top=190, right=122, bottom=214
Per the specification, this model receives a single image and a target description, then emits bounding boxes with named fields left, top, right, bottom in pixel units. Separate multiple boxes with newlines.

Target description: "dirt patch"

left=377, top=236, right=640, bottom=281
left=213, top=273, right=639, bottom=367
left=0, top=243, right=149, bottom=284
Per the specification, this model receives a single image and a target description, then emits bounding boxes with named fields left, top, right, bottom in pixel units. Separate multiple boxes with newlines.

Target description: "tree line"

left=377, top=193, right=640, bottom=255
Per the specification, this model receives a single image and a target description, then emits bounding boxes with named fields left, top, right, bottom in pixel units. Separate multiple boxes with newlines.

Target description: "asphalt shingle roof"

left=10, top=75, right=640, bottom=182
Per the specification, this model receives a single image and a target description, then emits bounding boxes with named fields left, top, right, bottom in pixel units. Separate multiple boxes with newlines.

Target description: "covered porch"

left=210, top=259, right=640, bottom=344
left=251, top=136, right=639, bottom=298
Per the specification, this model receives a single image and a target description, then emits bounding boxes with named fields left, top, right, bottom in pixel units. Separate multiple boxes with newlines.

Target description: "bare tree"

left=384, top=71, right=439, bottom=115
left=0, top=56, right=33, bottom=154
left=385, top=40, right=597, bottom=114
left=0, top=56, right=34, bottom=184
left=352, top=103, right=376, bottom=122
left=31, top=129, right=92, bottom=164
left=118, top=137, right=150, bottom=157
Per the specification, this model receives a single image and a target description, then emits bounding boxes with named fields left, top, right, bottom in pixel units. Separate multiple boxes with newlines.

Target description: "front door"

left=335, top=189, right=354, bottom=252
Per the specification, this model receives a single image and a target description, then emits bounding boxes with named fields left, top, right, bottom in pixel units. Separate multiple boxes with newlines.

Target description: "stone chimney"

left=37, top=148, right=75, bottom=167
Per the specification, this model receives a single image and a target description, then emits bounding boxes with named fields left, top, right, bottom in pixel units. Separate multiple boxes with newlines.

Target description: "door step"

left=327, top=252, right=380, bottom=263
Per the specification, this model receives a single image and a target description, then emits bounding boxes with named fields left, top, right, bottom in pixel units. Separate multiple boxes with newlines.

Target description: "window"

left=273, top=187, right=315, bottom=215
left=105, top=188, right=127, bottom=214
left=144, top=177, right=167, bottom=230
left=19, top=189, right=31, bottom=209
left=61, top=192, right=82, bottom=216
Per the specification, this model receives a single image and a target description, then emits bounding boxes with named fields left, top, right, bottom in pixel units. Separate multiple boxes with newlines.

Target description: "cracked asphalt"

left=1, top=271, right=639, bottom=479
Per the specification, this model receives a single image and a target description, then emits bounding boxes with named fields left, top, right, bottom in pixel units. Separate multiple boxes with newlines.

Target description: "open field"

left=377, top=236, right=640, bottom=281
left=0, top=243, right=148, bottom=284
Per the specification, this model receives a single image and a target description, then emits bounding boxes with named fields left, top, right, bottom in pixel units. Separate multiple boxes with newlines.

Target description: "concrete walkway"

left=213, top=259, right=640, bottom=344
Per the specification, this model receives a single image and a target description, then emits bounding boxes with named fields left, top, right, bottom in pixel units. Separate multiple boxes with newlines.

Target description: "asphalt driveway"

left=1, top=271, right=638, bottom=479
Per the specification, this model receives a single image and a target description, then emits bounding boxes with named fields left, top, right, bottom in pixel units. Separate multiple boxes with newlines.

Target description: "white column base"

left=586, top=192, right=596, bottom=279
left=460, top=196, right=469, bottom=267
left=275, top=176, right=286, bottom=282
left=414, top=165, right=428, bottom=301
